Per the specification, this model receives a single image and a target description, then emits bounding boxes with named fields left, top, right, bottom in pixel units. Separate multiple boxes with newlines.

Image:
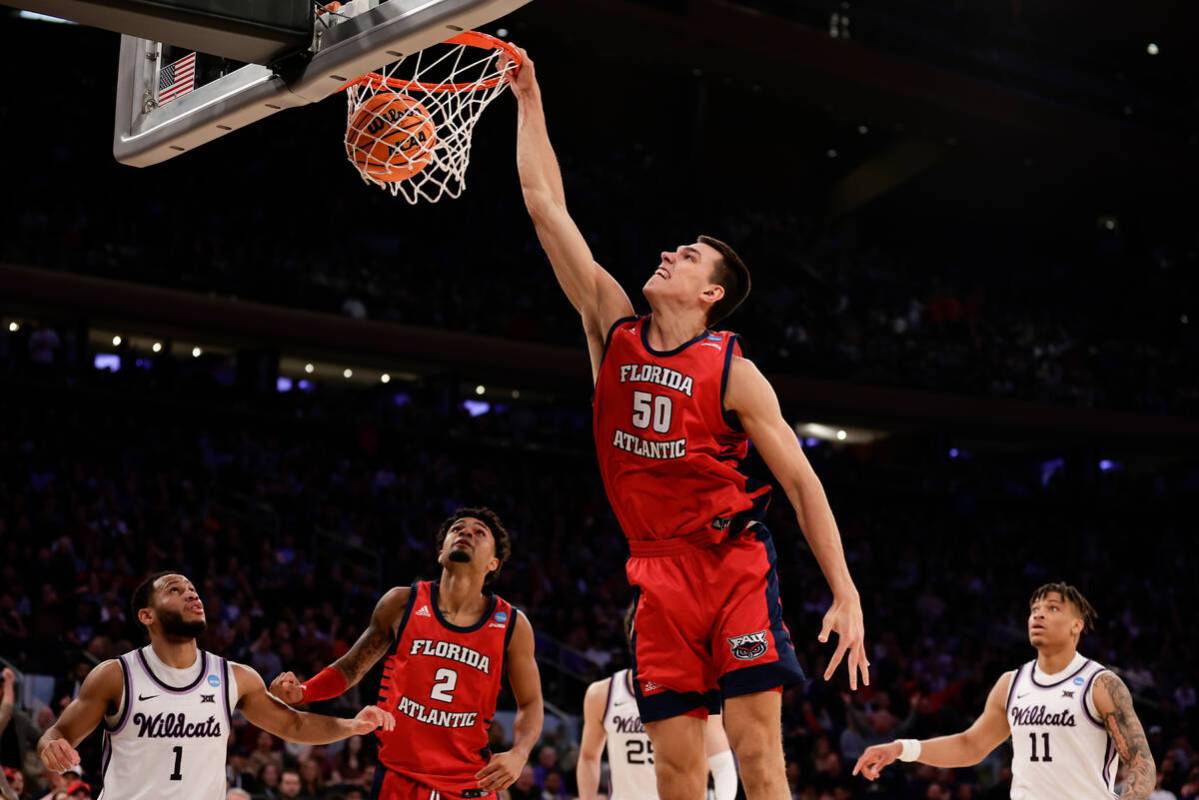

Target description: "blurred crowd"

left=2, top=343, right=1197, bottom=800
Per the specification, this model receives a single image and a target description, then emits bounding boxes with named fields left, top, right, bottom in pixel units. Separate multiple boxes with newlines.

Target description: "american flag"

left=158, top=51, right=196, bottom=105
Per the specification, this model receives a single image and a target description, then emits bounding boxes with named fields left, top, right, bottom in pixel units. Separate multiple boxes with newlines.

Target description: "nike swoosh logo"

left=614, top=701, right=631, bottom=706
left=1017, top=692, right=1032, bottom=699
left=138, top=694, right=159, bottom=701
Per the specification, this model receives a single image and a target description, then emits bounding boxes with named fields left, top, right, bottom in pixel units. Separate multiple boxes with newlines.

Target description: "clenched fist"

left=269, top=671, right=306, bottom=705
left=39, top=738, right=81, bottom=773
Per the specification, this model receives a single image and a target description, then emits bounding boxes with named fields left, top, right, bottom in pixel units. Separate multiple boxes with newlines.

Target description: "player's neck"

left=437, top=569, right=487, bottom=622
left=1035, top=645, right=1079, bottom=676
left=148, top=636, right=200, bottom=670
left=645, top=311, right=707, bottom=352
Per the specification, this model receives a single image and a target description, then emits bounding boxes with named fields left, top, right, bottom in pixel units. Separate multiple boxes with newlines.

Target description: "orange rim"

left=343, top=31, right=521, bottom=94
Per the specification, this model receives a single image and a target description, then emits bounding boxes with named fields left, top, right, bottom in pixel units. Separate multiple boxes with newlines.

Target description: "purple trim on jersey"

left=1081, top=668, right=1108, bottom=729
left=1102, top=734, right=1116, bottom=788
left=105, top=656, right=134, bottom=734
left=220, top=657, right=234, bottom=729
left=1005, top=664, right=1025, bottom=713
left=100, top=730, right=112, bottom=781
left=602, top=672, right=617, bottom=726
left=136, top=647, right=209, bottom=693
left=1030, top=658, right=1092, bottom=688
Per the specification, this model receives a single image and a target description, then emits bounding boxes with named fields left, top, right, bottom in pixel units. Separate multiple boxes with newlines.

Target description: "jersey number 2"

left=431, top=668, right=458, bottom=702
left=632, top=391, right=672, bottom=433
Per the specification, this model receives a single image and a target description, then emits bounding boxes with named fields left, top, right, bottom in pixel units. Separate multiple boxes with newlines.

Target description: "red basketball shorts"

left=370, top=768, right=495, bottom=800
left=626, top=523, right=805, bottom=723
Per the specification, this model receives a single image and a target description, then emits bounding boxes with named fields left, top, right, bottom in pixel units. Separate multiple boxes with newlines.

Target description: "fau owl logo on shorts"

left=728, top=631, right=768, bottom=661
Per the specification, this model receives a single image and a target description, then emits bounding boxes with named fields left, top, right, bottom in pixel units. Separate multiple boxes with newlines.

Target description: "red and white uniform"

left=594, top=316, right=803, bottom=723
left=373, top=581, right=515, bottom=800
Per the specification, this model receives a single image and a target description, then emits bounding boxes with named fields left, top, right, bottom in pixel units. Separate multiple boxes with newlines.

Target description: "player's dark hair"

left=131, top=570, right=180, bottom=630
left=699, top=234, right=751, bottom=326
left=436, top=507, right=511, bottom=586
left=1030, top=582, right=1098, bottom=633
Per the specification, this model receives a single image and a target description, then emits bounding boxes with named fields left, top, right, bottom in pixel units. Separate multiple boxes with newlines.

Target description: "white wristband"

left=898, top=739, right=922, bottom=762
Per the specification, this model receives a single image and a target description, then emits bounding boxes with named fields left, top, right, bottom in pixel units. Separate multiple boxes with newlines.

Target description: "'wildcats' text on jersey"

left=594, top=316, right=770, bottom=543
left=1006, top=654, right=1118, bottom=800
left=375, top=581, right=516, bottom=793
left=603, top=669, right=659, bottom=800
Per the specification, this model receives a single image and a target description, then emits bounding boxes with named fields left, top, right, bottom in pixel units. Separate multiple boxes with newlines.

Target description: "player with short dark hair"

left=271, top=507, right=543, bottom=800
left=37, top=573, right=393, bottom=800
left=507, top=49, right=867, bottom=800
left=854, top=583, right=1157, bottom=800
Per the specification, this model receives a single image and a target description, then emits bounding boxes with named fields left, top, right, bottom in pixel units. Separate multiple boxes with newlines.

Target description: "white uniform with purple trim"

left=603, top=669, right=659, bottom=800
left=1006, top=653, right=1117, bottom=800
left=98, top=646, right=237, bottom=800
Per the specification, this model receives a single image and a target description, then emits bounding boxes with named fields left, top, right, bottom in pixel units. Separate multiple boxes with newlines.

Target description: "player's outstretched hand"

left=475, top=750, right=524, bottom=792
left=499, top=46, right=536, bottom=99
left=38, top=738, right=81, bottom=773
left=819, top=594, right=870, bottom=690
left=349, top=706, right=395, bottom=735
left=269, top=671, right=306, bottom=705
left=853, top=742, right=902, bottom=781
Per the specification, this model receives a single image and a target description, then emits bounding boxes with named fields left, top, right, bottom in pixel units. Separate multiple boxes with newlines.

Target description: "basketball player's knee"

left=654, top=755, right=707, bottom=800
left=729, top=733, right=784, bottom=787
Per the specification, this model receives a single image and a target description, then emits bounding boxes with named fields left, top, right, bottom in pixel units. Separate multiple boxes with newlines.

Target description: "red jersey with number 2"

left=375, top=581, right=515, bottom=792
left=593, top=315, right=771, bottom=543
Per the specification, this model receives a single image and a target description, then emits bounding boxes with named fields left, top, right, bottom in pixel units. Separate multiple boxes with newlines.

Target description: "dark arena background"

left=2, top=1, right=1198, bottom=799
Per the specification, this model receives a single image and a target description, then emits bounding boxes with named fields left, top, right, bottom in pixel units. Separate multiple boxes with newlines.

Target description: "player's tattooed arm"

left=1093, top=672, right=1156, bottom=800
left=333, top=585, right=411, bottom=687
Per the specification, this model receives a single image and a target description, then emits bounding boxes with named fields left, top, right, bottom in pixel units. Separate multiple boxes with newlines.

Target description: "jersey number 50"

left=632, top=391, right=673, bottom=434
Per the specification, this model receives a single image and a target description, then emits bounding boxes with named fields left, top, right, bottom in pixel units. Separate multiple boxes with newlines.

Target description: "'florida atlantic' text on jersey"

left=375, top=581, right=516, bottom=792
left=593, top=316, right=770, bottom=543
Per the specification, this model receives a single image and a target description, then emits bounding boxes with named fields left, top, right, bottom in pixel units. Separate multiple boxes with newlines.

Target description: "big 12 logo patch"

left=728, top=631, right=769, bottom=661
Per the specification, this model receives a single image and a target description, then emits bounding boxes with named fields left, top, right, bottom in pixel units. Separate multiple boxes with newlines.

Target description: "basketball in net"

left=347, top=93, right=437, bottom=181
left=343, top=32, right=521, bottom=204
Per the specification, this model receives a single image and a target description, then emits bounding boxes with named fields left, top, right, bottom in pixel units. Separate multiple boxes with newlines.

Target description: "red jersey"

left=376, top=581, right=515, bottom=791
left=593, top=315, right=771, bottom=543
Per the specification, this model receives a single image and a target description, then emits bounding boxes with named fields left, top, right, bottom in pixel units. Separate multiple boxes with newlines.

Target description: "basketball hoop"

left=343, top=32, right=521, bottom=204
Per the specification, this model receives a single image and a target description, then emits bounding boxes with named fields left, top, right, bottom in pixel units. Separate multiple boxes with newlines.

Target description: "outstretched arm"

left=234, top=664, right=393, bottom=745
left=37, top=660, right=124, bottom=773
left=725, top=356, right=868, bottom=689
left=506, top=48, right=634, bottom=379
left=271, top=586, right=409, bottom=704
left=854, top=673, right=1013, bottom=780
left=476, top=611, right=544, bottom=793
left=1092, top=672, right=1155, bottom=800
left=576, top=678, right=610, bottom=800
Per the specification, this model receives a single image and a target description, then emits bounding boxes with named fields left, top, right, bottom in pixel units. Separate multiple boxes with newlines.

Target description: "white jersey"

left=99, top=647, right=237, bottom=800
left=1006, top=654, right=1118, bottom=800
left=603, top=670, right=658, bottom=800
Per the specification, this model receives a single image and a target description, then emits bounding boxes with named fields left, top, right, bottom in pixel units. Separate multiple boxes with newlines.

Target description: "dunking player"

left=508, top=50, right=868, bottom=800
left=270, top=508, right=543, bottom=800
left=577, top=610, right=738, bottom=800
left=854, top=583, right=1157, bottom=799
left=36, top=572, right=393, bottom=800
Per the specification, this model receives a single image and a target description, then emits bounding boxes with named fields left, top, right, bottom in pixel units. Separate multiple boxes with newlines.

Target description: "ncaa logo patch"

left=494, top=611, right=508, bottom=623
left=728, top=631, right=769, bottom=661
left=1073, top=676, right=1086, bottom=686
left=208, top=674, right=221, bottom=688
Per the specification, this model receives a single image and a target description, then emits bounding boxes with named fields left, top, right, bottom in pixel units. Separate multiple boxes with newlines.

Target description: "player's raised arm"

left=854, top=673, right=1014, bottom=780
left=270, top=585, right=410, bottom=705
left=506, top=48, right=634, bottom=377
left=724, top=356, right=869, bottom=689
left=575, top=678, right=611, bottom=800
left=36, top=660, right=124, bottom=773
left=475, top=610, right=544, bottom=793
left=1092, top=672, right=1156, bottom=800
left=234, top=664, right=394, bottom=744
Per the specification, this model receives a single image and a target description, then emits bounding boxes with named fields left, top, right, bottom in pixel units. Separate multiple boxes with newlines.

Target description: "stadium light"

left=475, top=385, right=486, bottom=395
left=7, top=322, right=18, bottom=333
left=381, top=373, right=391, bottom=384
left=1147, top=43, right=1160, bottom=55
left=827, top=149, right=838, bottom=159
left=192, top=347, right=202, bottom=358
left=112, top=335, right=122, bottom=346
left=304, top=363, right=314, bottom=374
left=836, top=429, right=848, bottom=441
left=152, top=342, right=162, bottom=353
left=343, top=368, right=353, bottom=379
left=511, top=389, right=521, bottom=399
left=858, top=125, right=868, bottom=134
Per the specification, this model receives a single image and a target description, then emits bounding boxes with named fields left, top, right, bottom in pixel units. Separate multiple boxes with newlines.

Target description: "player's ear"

left=701, top=283, right=725, bottom=304
left=487, top=557, right=499, bottom=576
left=138, top=607, right=155, bottom=628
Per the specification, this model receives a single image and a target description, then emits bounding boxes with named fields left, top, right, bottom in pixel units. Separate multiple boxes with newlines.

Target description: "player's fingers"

left=823, top=638, right=849, bottom=681
left=817, top=612, right=834, bottom=644
left=856, top=642, right=871, bottom=687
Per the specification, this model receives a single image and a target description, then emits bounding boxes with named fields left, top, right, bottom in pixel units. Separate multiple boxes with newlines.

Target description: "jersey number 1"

left=169, top=745, right=183, bottom=781
left=1028, top=732, right=1053, bottom=762
left=632, top=391, right=672, bottom=433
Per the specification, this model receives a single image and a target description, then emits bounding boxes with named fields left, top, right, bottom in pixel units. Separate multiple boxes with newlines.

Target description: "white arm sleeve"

left=708, top=749, right=738, bottom=800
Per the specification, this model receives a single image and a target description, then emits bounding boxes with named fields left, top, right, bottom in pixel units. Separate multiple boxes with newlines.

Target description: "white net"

left=343, top=32, right=518, bottom=204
